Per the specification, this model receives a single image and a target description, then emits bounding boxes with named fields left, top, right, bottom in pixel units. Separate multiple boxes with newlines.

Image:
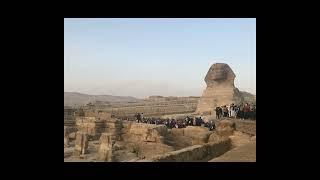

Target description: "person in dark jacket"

left=215, top=107, right=220, bottom=119
left=209, top=121, right=216, bottom=131
left=136, top=113, right=141, bottom=123
left=243, top=104, right=250, bottom=119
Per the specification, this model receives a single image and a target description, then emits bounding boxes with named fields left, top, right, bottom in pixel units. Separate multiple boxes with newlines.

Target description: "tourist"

left=188, top=117, right=193, bottom=126
left=136, top=113, right=141, bottom=123
left=199, top=117, right=204, bottom=126
left=182, top=122, right=186, bottom=128
left=173, top=119, right=177, bottom=128
left=223, top=106, right=228, bottom=117
left=196, top=117, right=201, bottom=126
left=165, top=119, right=169, bottom=128
left=175, top=123, right=179, bottom=128
left=230, top=104, right=236, bottom=118
left=234, top=105, right=240, bottom=118
left=238, top=105, right=244, bottom=119
left=218, top=106, right=223, bottom=119
left=215, top=107, right=220, bottom=119
left=228, top=104, right=232, bottom=118
left=221, top=106, right=224, bottom=117
left=243, top=103, right=250, bottom=119
left=185, top=116, right=190, bottom=125
left=209, top=121, right=215, bottom=131
left=249, top=106, right=256, bottom=120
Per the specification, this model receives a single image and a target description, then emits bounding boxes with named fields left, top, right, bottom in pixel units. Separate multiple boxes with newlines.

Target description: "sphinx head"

left=205, top=63, right=235, bottom=86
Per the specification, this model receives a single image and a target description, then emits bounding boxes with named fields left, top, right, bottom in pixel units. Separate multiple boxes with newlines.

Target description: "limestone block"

left=64, top=126, right=69, bottom=147
left=129, top=123, right=167, bottom=136
left=216, top=120, right=235, bottom=137
left=208, top=132, right=223, bottom=143
left=138, top=142, right=175, bottom=159
left=73, top=131, right=88, bottom=156
left=184, top=126, right=209, bottom=138
left=191, top=131, right=213, bottom=145
left=113, top=141, right=125, bottom=151
left=170, top=128, right=184, bottom=136
left=149, top=138, right=231, bottom=162
left=69, top=132, right=76, bottom=139
left=106, top=122, right=122, bottom=129
left=97, top=133, right=114, bottom=161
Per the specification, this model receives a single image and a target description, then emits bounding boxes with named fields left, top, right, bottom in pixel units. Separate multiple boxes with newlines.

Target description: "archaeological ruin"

left=64, top=63, right=256, bottom=162
left=196, top=63, right=244, bottom=115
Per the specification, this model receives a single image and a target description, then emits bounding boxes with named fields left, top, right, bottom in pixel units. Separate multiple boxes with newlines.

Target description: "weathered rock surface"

left=216, top=120, right=236, bottom=137
left=69, top=132, right=76, bottom=139
left=73, top=131, right=89, bottom=156
left=209, top=141, right=256, bottom=162
left=229, top=131, right=251, bottom=148
left=208, top=132, right=227, bottom=143
left=196, top=63, right=244, bottom=115
left=97, top=133, right=114, bottom=161
left=184, top=126, right=209, bottom=137
left=138, top=138, right=232, bottom=162
left=123, top=123, right=168, bottom=143
left=64, top=126, right=69, bottom=147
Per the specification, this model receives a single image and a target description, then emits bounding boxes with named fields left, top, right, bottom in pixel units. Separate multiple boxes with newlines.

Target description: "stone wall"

left=104, top=119, right=123, bottom=141
left=75, top=111, right=114, bottom=140
left=119, top=123, right=174, bottom=159
left=75, top=117, right=107, bottom=139
left=121, top=123, right=168, bottom=143
left=211, top=119, right=255, bottom=136
left=64, top=107, right=76, bottom=121
left=64, top=108, right=77, bottom=132
left=228, top=119, right=256, bottom=136
left=184, top=126, right=213, bottom=145
left=137, top=138, right=231, bottom=162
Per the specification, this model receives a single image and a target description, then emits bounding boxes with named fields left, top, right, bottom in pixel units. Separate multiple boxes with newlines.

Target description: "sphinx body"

left=196, top=63, right=244, bottom=115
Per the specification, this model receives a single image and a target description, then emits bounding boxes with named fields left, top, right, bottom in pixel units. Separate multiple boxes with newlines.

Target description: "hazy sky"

left=64, top=18, right=256, bottom=99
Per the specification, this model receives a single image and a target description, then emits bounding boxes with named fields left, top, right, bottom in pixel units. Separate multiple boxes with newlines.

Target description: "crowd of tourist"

left=215, top=103, right=256, bottom=120
left=115, top=103, right=255, bottom=131
left=130, top=113, right=216, bottom=131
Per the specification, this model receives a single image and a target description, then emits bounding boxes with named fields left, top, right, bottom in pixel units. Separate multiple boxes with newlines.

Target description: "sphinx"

left=196, top=63, right=244, bottom=115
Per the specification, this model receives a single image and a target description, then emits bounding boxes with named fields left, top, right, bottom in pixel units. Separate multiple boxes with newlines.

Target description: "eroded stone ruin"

left=196, top=63, right=244, bottom=115
left=64, top=108, right=256, bottom=162
left=97, top=133, right=114, bottom=161
left=73, top=131, right=89, bottom=157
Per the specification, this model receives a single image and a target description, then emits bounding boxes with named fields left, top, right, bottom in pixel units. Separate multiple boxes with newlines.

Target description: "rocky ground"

left=64, top=115, right=256, bottom=162
left=209, top=140, right=256, bottom=162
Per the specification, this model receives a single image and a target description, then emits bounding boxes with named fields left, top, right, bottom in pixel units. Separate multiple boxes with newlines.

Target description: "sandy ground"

left=209, top=140, right=256, bottom=162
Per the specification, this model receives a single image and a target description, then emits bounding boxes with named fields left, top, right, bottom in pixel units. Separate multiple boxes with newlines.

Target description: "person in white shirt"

left=227, top=105, right=231, bottom=117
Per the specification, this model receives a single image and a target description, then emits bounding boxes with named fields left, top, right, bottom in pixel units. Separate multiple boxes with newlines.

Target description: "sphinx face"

left=208, top=64, right=228, bottom=80
left=205, top=63, right=235, bottom=86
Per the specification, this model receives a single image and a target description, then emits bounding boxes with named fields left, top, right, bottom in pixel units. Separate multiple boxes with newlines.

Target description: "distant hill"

left=64, top=92, right=141, bottom=107
left=241, top=91, right=256, bottom=103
